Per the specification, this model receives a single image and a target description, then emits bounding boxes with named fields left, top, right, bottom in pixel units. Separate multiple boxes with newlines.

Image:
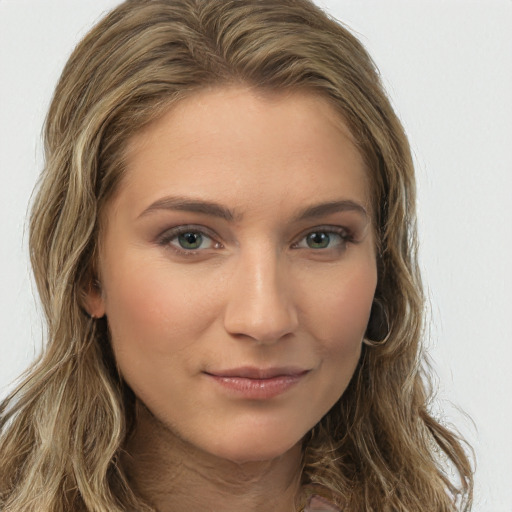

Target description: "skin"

left=86, top=86, right=377, bottom=512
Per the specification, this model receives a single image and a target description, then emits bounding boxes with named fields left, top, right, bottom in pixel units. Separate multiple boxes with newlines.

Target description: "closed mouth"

left=204, top=367, right=310, bottom=399
left=205, top=366, right=309, bottom=379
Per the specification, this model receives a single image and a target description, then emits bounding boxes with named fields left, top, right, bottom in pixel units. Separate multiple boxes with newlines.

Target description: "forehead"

left=115, top=86, right=371, bottom=220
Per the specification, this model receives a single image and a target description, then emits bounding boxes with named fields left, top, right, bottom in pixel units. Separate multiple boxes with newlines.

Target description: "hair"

left=0, top=0, right=473, bottom=510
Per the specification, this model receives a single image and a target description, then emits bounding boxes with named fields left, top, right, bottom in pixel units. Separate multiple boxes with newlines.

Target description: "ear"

left=82, top=278, right=106, bottom=319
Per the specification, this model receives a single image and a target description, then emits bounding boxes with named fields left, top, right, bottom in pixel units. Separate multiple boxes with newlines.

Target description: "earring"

left=363, top=298, right=390, bottom=346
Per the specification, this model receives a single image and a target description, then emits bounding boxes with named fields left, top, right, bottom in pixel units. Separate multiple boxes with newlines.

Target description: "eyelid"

left=155, top=223, right=357, bottom=256
left=156, top=224, right=222, bottom=254
left=291, top=225, right=354, bottom=248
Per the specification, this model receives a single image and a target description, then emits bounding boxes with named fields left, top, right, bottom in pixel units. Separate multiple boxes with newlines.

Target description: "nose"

left=223, top=248, right=299, bottom=344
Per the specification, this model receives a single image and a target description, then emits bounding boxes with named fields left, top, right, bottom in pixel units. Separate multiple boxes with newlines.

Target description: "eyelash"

left=156, top=224, right=355, bottom=257
left=156, top=224, right=221, bottom=256
left=291, top=226, right=354, bottom=251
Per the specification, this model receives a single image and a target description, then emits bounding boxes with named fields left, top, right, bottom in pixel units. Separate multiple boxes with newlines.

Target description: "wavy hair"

left=0, top=0, right=473, bottom=510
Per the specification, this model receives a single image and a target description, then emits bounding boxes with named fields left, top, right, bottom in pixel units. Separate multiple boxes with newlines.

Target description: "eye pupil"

left=178, top=232, right=202, bottom=249
left=307, top=232, right=330, bottom=249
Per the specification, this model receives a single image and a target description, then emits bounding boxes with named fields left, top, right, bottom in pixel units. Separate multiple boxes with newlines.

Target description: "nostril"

left=224, top=297, right=298, bottom=344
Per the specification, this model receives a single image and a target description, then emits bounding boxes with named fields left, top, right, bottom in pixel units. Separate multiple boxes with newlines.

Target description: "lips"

left=208, top=366, right=308, bottom=379
left=204, top=367, right=310, bottom=399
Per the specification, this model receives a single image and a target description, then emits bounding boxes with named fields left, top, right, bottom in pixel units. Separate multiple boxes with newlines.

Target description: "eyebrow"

left=138, top=196, right=237, bottom=221
left=294, top=200, right=368, bottom=222
left=138, top=196, right=368, bottom=222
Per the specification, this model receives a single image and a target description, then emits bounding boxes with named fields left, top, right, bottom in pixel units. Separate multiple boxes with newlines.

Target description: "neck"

left=122, top=402, right=304, bottom=512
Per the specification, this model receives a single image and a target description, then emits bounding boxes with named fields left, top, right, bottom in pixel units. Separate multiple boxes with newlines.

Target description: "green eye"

left=177, top=232, right=204, bottom=250
left=293, top=228, right=350, bottom=252
left=306, top=232, right=331, bottom=249
left=158, top=225, right=218, bottom=254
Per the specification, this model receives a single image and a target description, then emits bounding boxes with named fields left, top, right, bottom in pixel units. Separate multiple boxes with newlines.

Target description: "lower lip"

left=206, top=373, right=307, bottom=400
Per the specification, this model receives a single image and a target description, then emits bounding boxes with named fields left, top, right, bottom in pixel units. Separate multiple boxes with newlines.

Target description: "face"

left=88, top=86, right=377, bottom=463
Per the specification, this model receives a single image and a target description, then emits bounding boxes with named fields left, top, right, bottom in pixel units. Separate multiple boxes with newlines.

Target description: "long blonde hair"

left=0, top=1, right=473, bottom=510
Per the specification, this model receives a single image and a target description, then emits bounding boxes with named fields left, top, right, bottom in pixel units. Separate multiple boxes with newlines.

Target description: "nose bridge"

left=223, top=245, right=298, bottom=343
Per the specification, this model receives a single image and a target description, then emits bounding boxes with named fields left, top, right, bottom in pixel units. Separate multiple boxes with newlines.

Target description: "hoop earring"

left=363, top=298, right=391, bottom=347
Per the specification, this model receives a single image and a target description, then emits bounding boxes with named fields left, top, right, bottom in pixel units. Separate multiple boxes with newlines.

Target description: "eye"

left=293, top=227, right=351, bottom=250
left=157, top=225, right=220, bottom=254
left=305, top=232, right=332, bottom=249
left=176, top=231, right=209, bottom=250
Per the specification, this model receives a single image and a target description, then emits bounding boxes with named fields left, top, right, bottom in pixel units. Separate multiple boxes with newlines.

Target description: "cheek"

left=301, top=263, right=376, bottom=394
left=302, top=263, right=376, bottom=346
left=100, top=256, right=224, bottom=412
left=102, top=255, right=219, bottom=358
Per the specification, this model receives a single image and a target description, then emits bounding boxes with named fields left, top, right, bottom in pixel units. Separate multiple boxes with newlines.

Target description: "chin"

left=204, top=426, right=304, bottom=465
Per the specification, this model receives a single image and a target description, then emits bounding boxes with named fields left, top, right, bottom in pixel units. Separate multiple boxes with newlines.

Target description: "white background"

left=0, top=1, right=510, bottom=510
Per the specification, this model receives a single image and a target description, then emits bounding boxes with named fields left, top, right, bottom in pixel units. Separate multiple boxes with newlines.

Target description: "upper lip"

left=205, top=366, right=309, bottom=379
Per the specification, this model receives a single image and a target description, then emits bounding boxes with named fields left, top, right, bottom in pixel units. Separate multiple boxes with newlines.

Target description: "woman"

left=0, top=0, right=473, bottom=510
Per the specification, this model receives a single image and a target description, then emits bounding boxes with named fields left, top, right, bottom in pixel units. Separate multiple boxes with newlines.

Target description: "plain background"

left=0, top=1, right=511, bottom=510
